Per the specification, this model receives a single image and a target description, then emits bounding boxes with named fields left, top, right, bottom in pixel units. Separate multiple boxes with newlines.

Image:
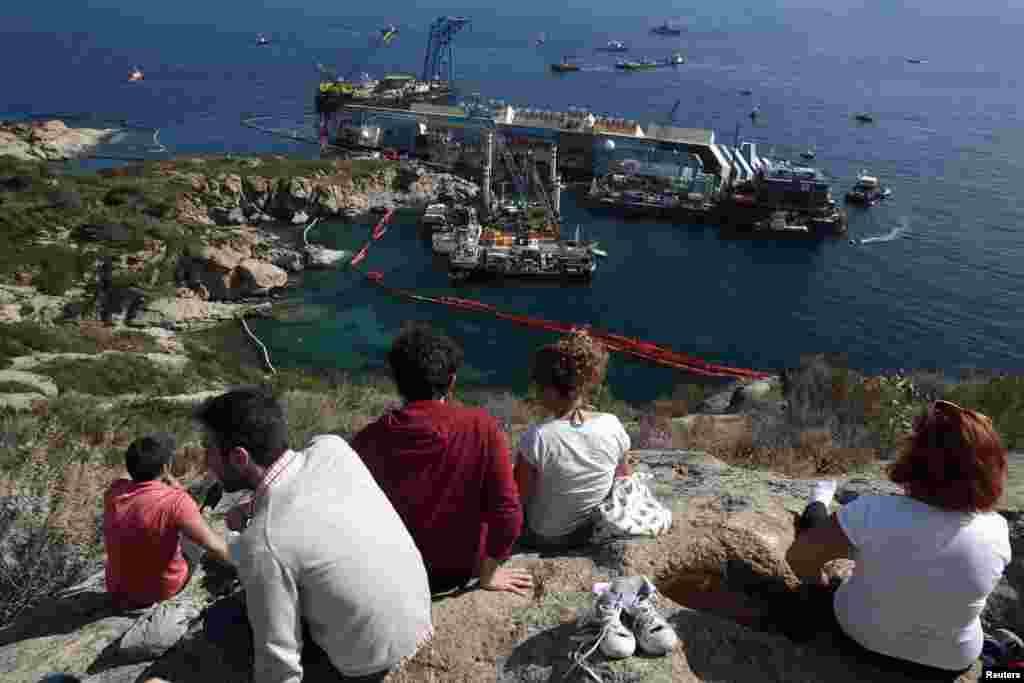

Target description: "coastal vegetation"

left=1, top=151, right=1022, bottom=633
left=0, top=154, right=402, bottom=297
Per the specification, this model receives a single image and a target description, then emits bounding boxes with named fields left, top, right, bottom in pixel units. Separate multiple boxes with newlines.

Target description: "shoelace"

left=631, top=597, right=661, bottom=636
left=564, top=604, right=620, bottom=682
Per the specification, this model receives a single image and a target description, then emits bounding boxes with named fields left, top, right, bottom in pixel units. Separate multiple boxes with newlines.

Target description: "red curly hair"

left=888, top=400, right=1007, bottom=512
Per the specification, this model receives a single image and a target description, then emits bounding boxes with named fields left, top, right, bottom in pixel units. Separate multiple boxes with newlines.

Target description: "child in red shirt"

left=103, top=434, right=230, bottom=609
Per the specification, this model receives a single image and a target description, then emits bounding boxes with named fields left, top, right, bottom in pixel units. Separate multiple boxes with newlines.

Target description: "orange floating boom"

left=345, top=213, right=770, bottom=380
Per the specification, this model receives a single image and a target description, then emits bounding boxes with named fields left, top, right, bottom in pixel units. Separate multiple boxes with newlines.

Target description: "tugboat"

left=128, top=66, right=144, bottom=82
left=550, top=56, right=581, bottom=73
left=651, top=21, right=682, bottom=36
left=845, top=171, right=892, bottom=206
left=597, top=40, right=629, bottom=52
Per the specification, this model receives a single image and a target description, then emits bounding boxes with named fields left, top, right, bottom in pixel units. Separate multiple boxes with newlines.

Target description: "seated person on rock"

left=351, top=322, right=533, bottom=597
left=514, top=330, right=632, bottom=550
left=786, top=400, right=1011, bottom=681
left=198, top=388, right=433, bottom=683
left=103, top=434, right=231, bottom=610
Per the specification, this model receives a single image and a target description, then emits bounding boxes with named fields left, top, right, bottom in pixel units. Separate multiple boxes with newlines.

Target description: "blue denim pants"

left=204, top=593, right=389, bottom=682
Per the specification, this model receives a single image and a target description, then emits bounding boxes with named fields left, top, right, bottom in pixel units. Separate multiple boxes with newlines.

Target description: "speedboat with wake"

left=845, top=170, right=892, bottom=206
left=128, top=66, right=144, bottom=82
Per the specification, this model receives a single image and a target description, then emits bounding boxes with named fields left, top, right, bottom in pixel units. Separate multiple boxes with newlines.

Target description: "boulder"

left=74, top=223, right=133, bottom=243
left=270, top=249, right=304, bottom=273
left=303, top=246, right=350, bottom=269
left=128, top=297, right=257, bottom=330
left=727, top=379, right=778, bottom=414
left=232, top=259, right=288, bottom=295
left=208, top=207, right=246, bottom=226
left=0, top=304, right=21, bottom=323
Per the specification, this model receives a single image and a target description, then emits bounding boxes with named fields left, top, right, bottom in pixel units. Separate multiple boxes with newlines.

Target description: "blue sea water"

left=3, top=0, right=1023, bottom=401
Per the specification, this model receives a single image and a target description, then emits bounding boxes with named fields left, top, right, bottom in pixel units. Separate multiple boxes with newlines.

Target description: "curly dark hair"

left=388, top=322, right=464, bottom=401
left=531, top=329, right=609, bottom=400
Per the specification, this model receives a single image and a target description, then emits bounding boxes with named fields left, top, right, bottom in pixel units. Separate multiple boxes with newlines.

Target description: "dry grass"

left=673, top=413, right=879, bottom=478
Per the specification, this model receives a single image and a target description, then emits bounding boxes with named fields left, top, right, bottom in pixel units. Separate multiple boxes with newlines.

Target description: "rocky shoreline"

left=0, top=119, right=116, bottom=162
left=0, top=136, right=479, bottom=334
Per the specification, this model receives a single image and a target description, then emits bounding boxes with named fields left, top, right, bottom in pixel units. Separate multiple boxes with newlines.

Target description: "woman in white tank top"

left=514, top=330, right=632, bottom=550
left=786, top=400, right=1011, bottom=680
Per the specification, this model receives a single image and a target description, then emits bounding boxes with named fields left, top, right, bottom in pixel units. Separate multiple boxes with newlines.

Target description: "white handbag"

left=591, top=472, right=673, bottom=542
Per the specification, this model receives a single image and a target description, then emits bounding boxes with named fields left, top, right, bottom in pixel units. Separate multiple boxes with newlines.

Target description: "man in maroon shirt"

left=352, top=322, right=533, bottom=597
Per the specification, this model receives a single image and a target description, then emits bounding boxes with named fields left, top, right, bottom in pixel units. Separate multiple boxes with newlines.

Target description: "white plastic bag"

left=591, top=472, right=672, bottom=542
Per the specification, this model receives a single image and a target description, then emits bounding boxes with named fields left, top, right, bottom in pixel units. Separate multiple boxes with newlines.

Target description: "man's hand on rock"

left=479, top=557, right=534, bottom=598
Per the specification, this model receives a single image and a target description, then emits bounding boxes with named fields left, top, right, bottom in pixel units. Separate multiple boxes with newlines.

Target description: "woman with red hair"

left=785, top=400, right=1011, bottom=680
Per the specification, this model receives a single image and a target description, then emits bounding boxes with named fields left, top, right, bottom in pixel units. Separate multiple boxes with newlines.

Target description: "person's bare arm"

left=785, top=513, right=852, bottom=581
left=614, top=455, right=633, bottom=478
left=180, top=513, right=232, bottom=567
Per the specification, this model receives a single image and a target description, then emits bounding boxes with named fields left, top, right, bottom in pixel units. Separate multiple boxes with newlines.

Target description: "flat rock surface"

left=0, top=450, right=1004, bottom=683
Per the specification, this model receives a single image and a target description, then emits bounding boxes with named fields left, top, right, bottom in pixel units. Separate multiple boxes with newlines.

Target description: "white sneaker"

left=810, top=480, right=838, bottom=506
left=567, top=586, right=636, bottom=681
left=614, top=576, right=679, bottom=656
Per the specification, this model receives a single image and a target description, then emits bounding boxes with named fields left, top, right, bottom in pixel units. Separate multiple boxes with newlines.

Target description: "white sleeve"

left=836, top=495, right=874, bottom=549
left=614, top=416, right=631, bottom=458
left=517, top=424, right=543, bottom=468
left=236, top=538, right=304, bottom=683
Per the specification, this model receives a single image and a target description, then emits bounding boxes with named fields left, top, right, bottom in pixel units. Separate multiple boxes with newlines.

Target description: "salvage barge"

left=316, top=75, right=847, bottom=235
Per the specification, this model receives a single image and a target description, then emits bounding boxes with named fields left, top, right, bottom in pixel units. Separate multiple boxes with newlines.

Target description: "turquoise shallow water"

left=3, top=0, right=1023, bottom=401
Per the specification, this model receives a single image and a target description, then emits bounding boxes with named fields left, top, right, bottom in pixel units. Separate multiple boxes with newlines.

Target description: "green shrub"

left=944, top=375, right=1024, bottom=450
left=0, top=382, right=40, bottom=394
left=0, top=322, right=102, bottom=367
left=35, top=355, right=203, bottom=397
left=0, top=515, right=94, bottom=627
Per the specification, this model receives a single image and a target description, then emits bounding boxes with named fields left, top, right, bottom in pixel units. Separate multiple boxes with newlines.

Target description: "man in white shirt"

left=195, top=389, right=433, bottom=683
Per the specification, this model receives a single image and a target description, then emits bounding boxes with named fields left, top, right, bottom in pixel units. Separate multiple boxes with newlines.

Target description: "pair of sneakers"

left=568, top=576, right=678, bottom=680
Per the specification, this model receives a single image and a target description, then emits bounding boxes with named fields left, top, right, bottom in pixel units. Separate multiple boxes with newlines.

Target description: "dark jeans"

left=428, top=570, right=474, bottom=596
left=791, top=501, right=970, bottom=682
left=204, top=594, right=390, bottom=682
left=517, top=518, right=594, bottom=552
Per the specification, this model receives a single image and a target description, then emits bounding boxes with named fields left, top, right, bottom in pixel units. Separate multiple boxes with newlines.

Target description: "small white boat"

left=666, top=52, right=685, bottom=65
left=128, top=67, right=144, bottom=82
left=256, top=34, right=270, bottom=46
left=598, top=40, right=629, bottom=52
left=589, top=245, right=608, bottom=258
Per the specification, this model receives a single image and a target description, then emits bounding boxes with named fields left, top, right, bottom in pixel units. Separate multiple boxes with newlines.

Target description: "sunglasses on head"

left=928, top=400, right=992, bottom=425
